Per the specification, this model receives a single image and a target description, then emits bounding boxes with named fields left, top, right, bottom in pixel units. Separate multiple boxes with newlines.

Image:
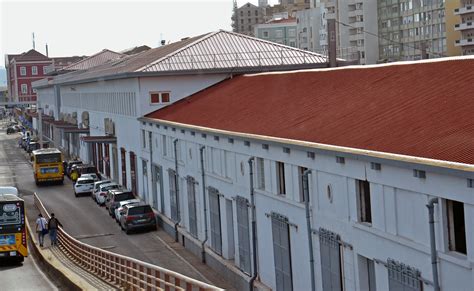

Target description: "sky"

left=0, top=0, right=279, bottom=67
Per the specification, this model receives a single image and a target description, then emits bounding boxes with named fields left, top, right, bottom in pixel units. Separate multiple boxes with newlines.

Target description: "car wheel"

left=125, top=228, right=130, bottom=235
left=74, top=192, right=78, bottom=197
left=151, top=225, right=157, bottom=231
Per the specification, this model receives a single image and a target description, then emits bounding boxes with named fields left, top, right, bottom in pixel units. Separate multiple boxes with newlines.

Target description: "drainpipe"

left=148, top=132, right=153, bottom=205
left=173, top=139, right=180, bottom=242
left=200, top=146, right=208, bottom=263
left=427, top=198, right=440, bottom=291
left=303, top=169, right=315, bottom=291
left=248, top=157, right=258, bottom=291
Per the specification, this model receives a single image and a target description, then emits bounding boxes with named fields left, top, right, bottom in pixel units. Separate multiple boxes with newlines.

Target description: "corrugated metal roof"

left=140, top=30, right=327, bottom=72
left=145, top=57, right=474, bottom=165
left=61, top=49, right=123, bottom=71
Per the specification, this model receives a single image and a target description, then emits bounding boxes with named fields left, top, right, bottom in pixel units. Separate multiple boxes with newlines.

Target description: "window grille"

left=187, top=176, right=198, bottom=237
left=271, top=213, right=293, bottom=291
left=208, top=187, right=222, bottom=255
left=236, top=196, right=251, bottom=274
left=387, top=259, right=422, bottom=291
left=319, top=228, right=342, bottom=291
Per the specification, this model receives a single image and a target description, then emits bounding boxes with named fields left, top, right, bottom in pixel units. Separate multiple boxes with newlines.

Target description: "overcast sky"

left=0, top=0, right=279, bottom=66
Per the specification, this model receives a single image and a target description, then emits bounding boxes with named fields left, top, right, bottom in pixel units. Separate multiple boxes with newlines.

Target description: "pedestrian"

left=35, top=213, right=48, bottom=247
left=48, top=213, right=63, bottom=247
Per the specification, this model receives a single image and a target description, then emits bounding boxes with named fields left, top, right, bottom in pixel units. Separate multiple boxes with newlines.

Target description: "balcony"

left=454, top=22, right=474, bottom=31
left=455, top=38, right=474, bottom=46
left=454, top=5, right=474, bottom=15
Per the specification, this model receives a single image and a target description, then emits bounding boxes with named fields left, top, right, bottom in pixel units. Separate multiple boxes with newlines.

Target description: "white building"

left=33, top=30, right=330, bottom=204
left=139, top=57, right=474, bottom=291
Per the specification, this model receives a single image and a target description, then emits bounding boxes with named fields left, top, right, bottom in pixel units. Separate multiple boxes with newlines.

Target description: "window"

left=20, top=67, right=26, bottom=76
left=357, top=180, right=371, bottom=224
left=298, top=166, right=308, bottom=202
left=142, top=130, right=146, bottom=148
left=256, top=158, right=265, bottom=190
left=32, top=88, right=37, bottom=93
left=43, top=66, right=47, bottom=74
left=263, top=31, right=269, bottom=38
left=446, top=199, right=467, bottom=254
left=275, top=30, right=283, bottom=38
left=162, top=135, right=167, bottom=156
left=21, top=84, right=28, bottom=94
left=276, top=161, right=286, bottom=195
left=150, top=92, right=170, bottom=104
left=32, top=66, right=38, bottom=75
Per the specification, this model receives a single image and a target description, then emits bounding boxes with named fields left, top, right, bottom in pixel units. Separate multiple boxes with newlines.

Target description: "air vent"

left=336, top=156, right=345, bottom=164
left=468, top=179, right=474, bottom=188
left=228, top=138, right=234, bottom=144
left=201, top=133, right=207, bottom=138
left=283, top=147, right=290, bottom=154
left=307, top=152, right=315, bottom=159
left=172, top=128, right=176, bottom=132
left=413, top=169, right=426, bottom=179
left=370, top=162, right=381, bottom=171
left=214, top=136, right=219, bottom=141
left=190, top=131, right=195, bottom=136
left=181, top=129, right=185, bottom=134
left=262, top=144, right=269, bottom=150
left=244, top=141, right=250, bottom=147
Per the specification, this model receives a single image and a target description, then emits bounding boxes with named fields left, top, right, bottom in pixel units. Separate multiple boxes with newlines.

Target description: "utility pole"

left=32, top=32, right=36, bottom=50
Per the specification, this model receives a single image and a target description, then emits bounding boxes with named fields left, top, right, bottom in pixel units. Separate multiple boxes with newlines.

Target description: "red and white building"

left=5, top=49, right=84, bottom=102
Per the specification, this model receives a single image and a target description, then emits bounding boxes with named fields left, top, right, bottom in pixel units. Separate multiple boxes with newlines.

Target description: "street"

left=0, top=128, right=230, bottom=289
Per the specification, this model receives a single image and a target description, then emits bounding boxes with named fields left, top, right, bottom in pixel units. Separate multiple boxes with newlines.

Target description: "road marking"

left=74, top=233, right=114, bottom=240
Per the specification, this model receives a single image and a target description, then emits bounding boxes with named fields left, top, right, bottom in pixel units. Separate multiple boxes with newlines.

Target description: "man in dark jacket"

left=48, top=213, right=63, bottom=247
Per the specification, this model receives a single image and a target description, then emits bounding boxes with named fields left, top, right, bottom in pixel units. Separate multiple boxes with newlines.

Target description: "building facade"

left=320, top=0, right=379, bottom=64
left=232, top=2, right=267, bottom=36
left=377, top=0, right=447, bottom=61
left=139, top=57, right=474, bottom=291
left=254, top=18, right=298, bottom=47
left=454, top=0, right=474, bottom=55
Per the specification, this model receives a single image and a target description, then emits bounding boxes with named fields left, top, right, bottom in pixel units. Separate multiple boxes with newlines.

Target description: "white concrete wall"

left=141, top=121, right=474, bottom=291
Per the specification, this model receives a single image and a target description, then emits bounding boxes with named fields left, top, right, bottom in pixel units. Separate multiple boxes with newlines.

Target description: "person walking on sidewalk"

left=48, top=213, right=63, bottom=247
left=35, top=213, right=48, bottom=247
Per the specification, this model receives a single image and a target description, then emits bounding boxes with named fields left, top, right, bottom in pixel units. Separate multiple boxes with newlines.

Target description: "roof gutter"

left=138, top=117, right=474, bottom=174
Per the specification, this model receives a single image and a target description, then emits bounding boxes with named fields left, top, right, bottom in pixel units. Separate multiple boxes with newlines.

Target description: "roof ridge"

left=136, top=32, right=217, bottom=72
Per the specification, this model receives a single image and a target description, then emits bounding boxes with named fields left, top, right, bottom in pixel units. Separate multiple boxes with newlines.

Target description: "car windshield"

left=102, top=184, right=119, bottom=191
left=77, top=179, right=93, bottom=184
left=115, top=192, right=135, bottom=202
left=128, top=205, right=153, bottom=215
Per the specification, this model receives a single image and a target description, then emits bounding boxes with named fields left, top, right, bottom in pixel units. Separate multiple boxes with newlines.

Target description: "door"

left=142, top=159, right=148, bottom=203
left=104, top=143, right=110, bottom=178
left=236, top=196, right=251, bottom=274
left=130, top=151, right=137, bottom=195
left=120, top=147, right=127, bottom=188
left=169, top=169, right=178, bottom=221
left=319, top=228, right=342, bottom=291
left=209, top=187, right=222, bottom=255
left=98, top=143, right=103, bottom=174
left=271, top=213, right=293, bottom=291
left=187, top=176, right=198, bottom=238
left=112, top=145, right=118, bottom=182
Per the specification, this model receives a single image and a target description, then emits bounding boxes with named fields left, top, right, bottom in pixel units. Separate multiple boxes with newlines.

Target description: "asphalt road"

left=0, top=127, right=231, bottom=289
left=0, top=124, right=58, bottom=291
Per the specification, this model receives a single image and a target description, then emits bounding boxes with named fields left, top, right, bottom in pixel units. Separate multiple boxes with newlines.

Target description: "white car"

left=74, top=177, right=95, bottom=197
left=95, top=182, right=122, bottom=205
left=92, top=180, right=111, bottom=201
left=114, top=199, right=141, bottom=222
left=81, top=173, right=100, bottom=182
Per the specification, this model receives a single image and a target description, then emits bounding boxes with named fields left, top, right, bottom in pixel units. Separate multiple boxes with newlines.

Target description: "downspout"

left=173, top=139, right=180, bottom=242
left=427, top=198, right=440, bottom=291
left=148, top=132, right=153, bottom=205
left=200, top=146, right=208, bottom=263
left=248, top=157, right=258, bottom=291
left=303, top=169, right=315, bottom=291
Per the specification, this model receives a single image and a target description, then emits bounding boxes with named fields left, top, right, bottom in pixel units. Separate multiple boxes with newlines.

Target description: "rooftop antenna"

left=32, top=32, right=35, bottom=50
left=45, top=43, right=49, bottom=57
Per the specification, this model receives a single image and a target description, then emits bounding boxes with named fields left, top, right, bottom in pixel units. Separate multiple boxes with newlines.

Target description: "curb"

left=26, top=216, right=99, bottom=291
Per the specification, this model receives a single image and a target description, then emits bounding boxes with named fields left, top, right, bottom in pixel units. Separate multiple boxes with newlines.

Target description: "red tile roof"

left=146, top=57, right=474, bottom=165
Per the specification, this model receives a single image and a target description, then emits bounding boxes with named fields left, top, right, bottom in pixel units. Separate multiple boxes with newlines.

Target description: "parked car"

left=77, top=164, right=101, bottom=179
left=120, top=203, right=157, bottom=234
left=6, top=127, right=15, bottom=134
left=73, top=176, right=95, bottom=197
left=95, top=182, right=122, bottom=205
left=66, top=160, right=83, bottom=178
left=114, top=199, right=141, bottom=222
left=92, top=180, right=111, bottom=201
left=106, top=190, right=135, bottom=216
left=26, top=142, right=40, bottom=153
left=81, top=173, right=100, bottom=182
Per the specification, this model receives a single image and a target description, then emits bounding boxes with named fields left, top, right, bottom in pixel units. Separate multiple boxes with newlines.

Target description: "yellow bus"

left=0, top=194, right=27, bottom=263
left=32, top=148, right=64, bottom=185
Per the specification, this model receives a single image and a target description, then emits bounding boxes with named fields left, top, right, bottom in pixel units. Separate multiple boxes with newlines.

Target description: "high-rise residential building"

left=454, top=0, right=474, bottom=55
left=319, top=0, right=379, bottom=64
left=377, top=0, right=447, bottom=62
left=232, top=2, right=266, bottom=37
